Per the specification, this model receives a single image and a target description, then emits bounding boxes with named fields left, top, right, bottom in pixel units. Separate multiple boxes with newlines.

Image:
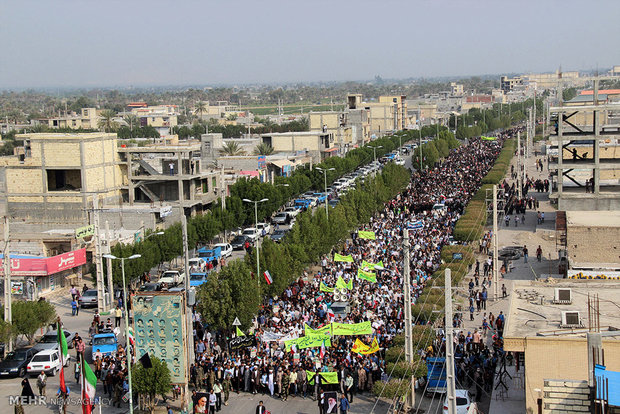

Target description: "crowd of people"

left=186, top=127, right=524, bottom=413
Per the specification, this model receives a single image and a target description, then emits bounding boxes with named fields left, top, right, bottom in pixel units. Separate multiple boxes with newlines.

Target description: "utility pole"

left=105, top=221, right=114, bottom=310
left=445, top=268, right=456, bottom=414
left=492, top=185, right=499, bottom=301
left=180, top=211, right=193, bottom=413
left=517, top=132, right=522, bottom=199
left=402, top=229, right=415, bottom=409
left=93, top=197, right=105, bottom=312
left=3, top=217, right=12, bottom=353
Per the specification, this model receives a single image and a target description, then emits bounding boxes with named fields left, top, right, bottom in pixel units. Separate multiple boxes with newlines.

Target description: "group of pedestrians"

left=185, top=127, right=525, bottom=413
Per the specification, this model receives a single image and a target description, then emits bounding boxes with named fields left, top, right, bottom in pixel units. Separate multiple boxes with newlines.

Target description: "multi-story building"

left=450, top=82, right=464, bottom=96
left=46, top=108, right=101, bottom=130
left=260, top=131, right=335, bottom=163
left=500, top=75, right=523, bottom=93
left=130, top=105, right=178, bottom=137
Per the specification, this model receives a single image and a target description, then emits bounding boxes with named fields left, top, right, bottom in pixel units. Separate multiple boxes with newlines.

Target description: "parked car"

left=231, top=235, right=250, bottom=250
left=270, top=229, right=288, bottom=243
left=213, top=243, right=232, bottom=258
left=328, top=199, right=339, bottom=208
left=256, top=222, right=271, bottom=236
left=197, top=246, right=222, bottom=263
left=442, top=389, right=475, bottom=414
left=242, top=227, right=260, bottom=242
left=189, top=272, right=208, bottom=287
left=272, top=212, right=291, bottom=225
left=159, top=270, right=183, bottom=285
left=0, top=347, right=36, bottom=377
left=139, top=282, right=161, bottom=292
left=188, top=258, right=203, bottom=268
left=283, top=207, right=299, bottom=217
left=27, top=349, right=67, bottom=376
left=79, top=289, right=99, bottom=308
left=32, top=330, right=75, bottom=353
left=91, top=333, right=118, bottom=358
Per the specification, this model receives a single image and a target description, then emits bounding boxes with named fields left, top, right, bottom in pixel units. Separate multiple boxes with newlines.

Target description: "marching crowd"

left=187, top=127, right=524, bottom=413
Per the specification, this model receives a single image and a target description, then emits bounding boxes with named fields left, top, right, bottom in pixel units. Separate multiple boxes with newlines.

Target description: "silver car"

left=32, top=330, right=75, bottom=353
left=79, top=289, right=98, bottom=308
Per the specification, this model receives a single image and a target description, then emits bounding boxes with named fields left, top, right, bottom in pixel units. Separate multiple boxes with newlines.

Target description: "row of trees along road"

left=105, top=128, right=435, bottom=285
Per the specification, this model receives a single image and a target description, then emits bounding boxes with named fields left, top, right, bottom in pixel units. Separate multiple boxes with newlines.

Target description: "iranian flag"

left=81, top=357, right=97, bottom=414
left=319, top=339, right=326, bottom=359
left=263, top=270, right=273, bottom=285
left=127, top=326, right=135, bottom=346
left=57, top=321, right=68, bottom=393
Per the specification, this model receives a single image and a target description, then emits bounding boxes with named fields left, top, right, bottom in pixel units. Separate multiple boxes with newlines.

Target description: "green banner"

left=357, top=269, right=377, bottom=283
left=358, top=230, right=376, bottom=240
left=75, top=224, right=95, bottom=239
left=331, top=321, right=372, bottom=336
left=346, top=278, right=353, bottom=290
left=285, top=334, right=331, bottom=352
left=362, top=260, right=383, bottom=270
left=306, top=371, right=339, bottom=385
left=481, top=136, right=497, bottom=141
left=305, top=324, right=332, bottom=336
left=336, top=276, right=348, bottom=290
left=319, top=282, right=334, bottom=293
left=334, top=253, right=354, bottom=263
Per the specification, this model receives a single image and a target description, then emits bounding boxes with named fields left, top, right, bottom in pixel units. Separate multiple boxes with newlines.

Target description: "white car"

left=242, top=227, right=260, bottom=242
left=256, top=222, right=271, bottom=236
left=159, top=270, right=184, bottom=286
left=284, top=207, right=299, bottom=218
left=213, top=243, right=233, bottom=258
left=442, top=389, right=475, bottom=414
left=27, top=349, right=68, bottom=376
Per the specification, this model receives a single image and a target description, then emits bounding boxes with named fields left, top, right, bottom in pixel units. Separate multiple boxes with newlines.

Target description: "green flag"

left=319, top=282, right=334, bottom=293
left=236, top=327, right=245, bottom=337
left=346, top=278, right=353, bottom=290
left=336, top=276, right=348, bottom=290
left=57, top=321, right=68, bottom=358
left=358, top=230, right=376, bottom=240
left=357, top=268, right=377, bottom=283
left=334, top=253, right=354, bottom=263
left=481, top=136, right=497, bottom=141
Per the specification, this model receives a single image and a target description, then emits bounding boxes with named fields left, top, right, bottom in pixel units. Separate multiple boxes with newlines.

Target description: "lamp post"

left=145, top=231, right=164, bottom=240
left=242, top=198, right=269, bottom=287
left=315, top=167, right=335, bottom=219
left=103, top=253, right=141, bottom=414
left=370, top=145, right=383, bottom=162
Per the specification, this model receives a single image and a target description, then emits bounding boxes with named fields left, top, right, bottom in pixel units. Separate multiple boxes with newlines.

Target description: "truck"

left=426, top=357, right=447, bottom=394
left=197, top=246, right=222, bottom=263
left=294, top=198, right=312, bottom=210
left=92, top=332, right=118, bottom=359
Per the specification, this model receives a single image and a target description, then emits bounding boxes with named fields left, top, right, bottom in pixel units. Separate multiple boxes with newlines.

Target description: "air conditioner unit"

left=561, top=311, right=583, bottom=328
left=554, top=288, right=572, bottom=304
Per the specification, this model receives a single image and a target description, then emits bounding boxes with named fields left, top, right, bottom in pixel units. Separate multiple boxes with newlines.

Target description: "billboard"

left=132, top=292, right=188, bottom=384
left=46, top=249, right=87, bottom=274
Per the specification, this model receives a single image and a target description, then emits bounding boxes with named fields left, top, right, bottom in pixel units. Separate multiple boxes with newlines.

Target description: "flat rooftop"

left=566, top=211, right=620, bottom=227
left=505, top=279, right=620, bottom=340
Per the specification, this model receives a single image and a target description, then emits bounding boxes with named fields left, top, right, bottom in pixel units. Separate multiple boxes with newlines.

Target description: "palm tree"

left=219, top=141, right=245, bottom=156
left=195, top=101, right=208, bottom=121
left=98, top=109, right=118, bottom=133
left=124, top=114, right=139, bottom=132
left=253, top=143, right=274, bottom=156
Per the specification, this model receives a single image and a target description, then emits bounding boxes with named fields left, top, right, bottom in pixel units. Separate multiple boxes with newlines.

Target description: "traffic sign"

left=233, top=317, right=241, bottom=326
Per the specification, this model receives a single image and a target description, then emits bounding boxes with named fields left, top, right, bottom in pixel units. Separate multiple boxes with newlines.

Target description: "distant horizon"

left=0, top=68, right=606, bottom=94
left=2, top=0, right=619, bottom=90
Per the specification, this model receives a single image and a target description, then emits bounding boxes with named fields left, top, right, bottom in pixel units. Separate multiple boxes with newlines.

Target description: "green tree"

left=98, top=109, right=118, bottom=132
left=219, top=141, right=245, bottom=156
left=11, top=300, right=56, bottom=344
left=196, top=273, right=235, bottom=330
left=123, top=115, right=140, bottom=132
left=195, top=101, right=208, bottom=120
left=254, top=143, right=274, bottom=156
left=132, top=357, right=172, bottom=413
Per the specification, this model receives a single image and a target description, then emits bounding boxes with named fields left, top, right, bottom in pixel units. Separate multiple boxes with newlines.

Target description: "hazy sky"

left=2, top=0, right=619, bottom=89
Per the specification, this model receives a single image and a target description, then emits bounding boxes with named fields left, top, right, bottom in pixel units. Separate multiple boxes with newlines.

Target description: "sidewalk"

left=456, top=141, right=558, bottom=413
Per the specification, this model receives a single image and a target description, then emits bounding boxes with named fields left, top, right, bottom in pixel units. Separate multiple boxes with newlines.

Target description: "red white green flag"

left=57, top=321, right=68, bottom=393
left=81, top=357, right=97, bottom=414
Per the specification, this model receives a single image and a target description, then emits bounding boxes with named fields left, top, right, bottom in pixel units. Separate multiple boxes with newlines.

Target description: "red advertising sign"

left=0, top=257, right=48, bottom=276
left=0, top=248, right=87, bottom=276
left=46, top=249, right=87, bottom=275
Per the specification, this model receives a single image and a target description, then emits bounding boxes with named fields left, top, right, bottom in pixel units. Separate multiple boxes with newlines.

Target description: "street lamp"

left=315, top=167, right=335, bottom=219
left=242, top=198, right=269, bottom=287
left=370, top=145, right=383, bottom=162
left=102, top=253, right=141, bottom=414
left=145, top=231, right=164, bottom=240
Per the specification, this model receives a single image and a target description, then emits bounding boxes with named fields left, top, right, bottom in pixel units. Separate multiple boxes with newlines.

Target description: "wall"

left=522, top=337, right=620, bottom=413
left=566, top=224, right=620, bottom=265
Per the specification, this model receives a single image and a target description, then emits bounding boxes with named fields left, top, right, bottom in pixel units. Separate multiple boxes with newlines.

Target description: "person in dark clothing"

left=256, top=400, right=267, bottom=414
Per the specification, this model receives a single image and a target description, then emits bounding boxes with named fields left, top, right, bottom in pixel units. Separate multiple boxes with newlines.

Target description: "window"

left=46, top=169, right=82, bottom=191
